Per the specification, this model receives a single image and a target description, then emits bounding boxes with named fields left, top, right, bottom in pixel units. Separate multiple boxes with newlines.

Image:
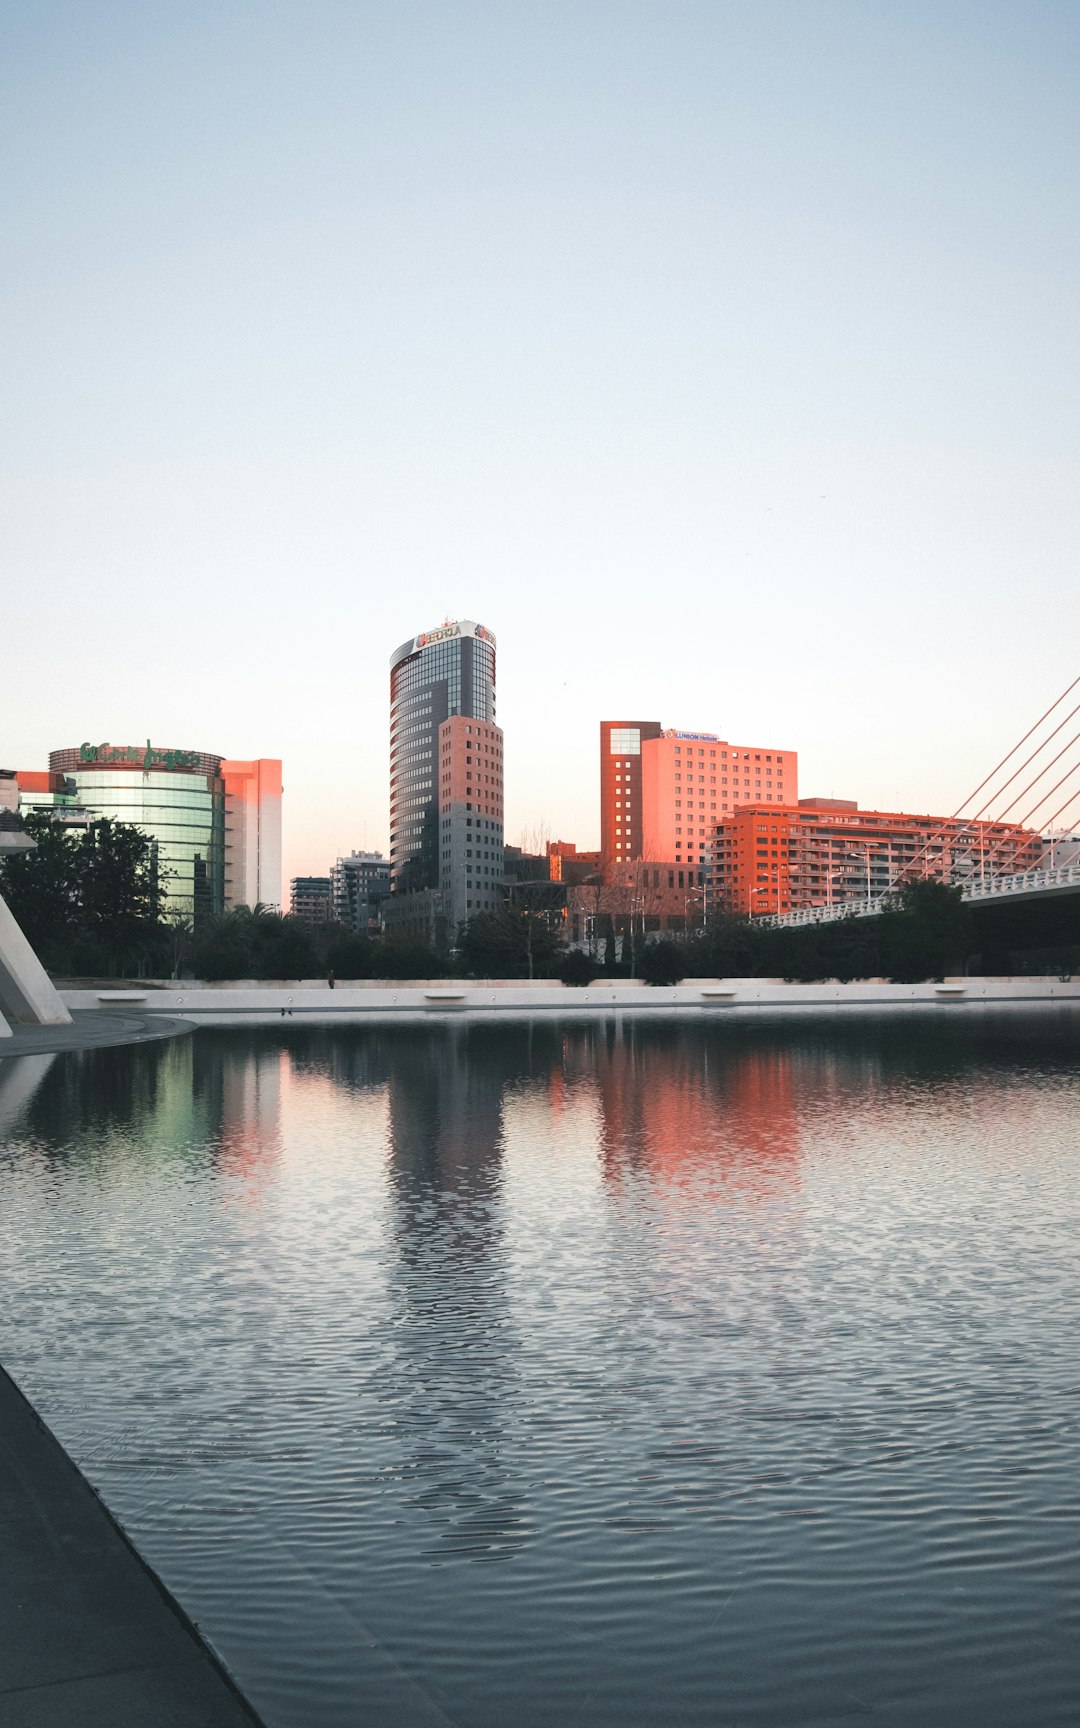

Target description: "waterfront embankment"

left=57, top=976, right=1080, bottom=1027
left=0, top=1009, right=195, bottom=1060
left=0, top=1363, right=262, bottom=1727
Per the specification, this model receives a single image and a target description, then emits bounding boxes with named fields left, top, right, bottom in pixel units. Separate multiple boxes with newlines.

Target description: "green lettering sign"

left=78, top=740, right=201, bottom=771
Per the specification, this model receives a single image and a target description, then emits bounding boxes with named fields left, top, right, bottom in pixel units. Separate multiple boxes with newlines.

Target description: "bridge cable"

left=962, top=700, right=1080, bottom=825
left=881, top=672, right=1080, bottom=896
left=996, top=762, right=1080, bottom=874
left=991, top=728, right=1080, bottom=825
left=953, top=671, right=1080, bottom=819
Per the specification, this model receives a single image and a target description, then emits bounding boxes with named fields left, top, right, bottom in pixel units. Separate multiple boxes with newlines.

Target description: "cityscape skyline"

left=5, top=4, right=1080, bottom=886
left=5, top=620, right=1078, bottom=908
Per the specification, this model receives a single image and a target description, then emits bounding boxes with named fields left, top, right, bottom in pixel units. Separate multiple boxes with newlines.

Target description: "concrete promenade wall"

left=59, top=977, right=1080, bottom=1025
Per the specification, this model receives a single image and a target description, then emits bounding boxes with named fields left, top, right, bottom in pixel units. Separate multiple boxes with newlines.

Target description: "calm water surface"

left=1, top=1011, right=1079, bottom=1727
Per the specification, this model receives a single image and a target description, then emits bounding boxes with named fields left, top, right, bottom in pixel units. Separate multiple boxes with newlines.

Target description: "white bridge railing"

left=767, top=862, right=1080, bottom=929
left=960, top=861, right=1080, bottom=902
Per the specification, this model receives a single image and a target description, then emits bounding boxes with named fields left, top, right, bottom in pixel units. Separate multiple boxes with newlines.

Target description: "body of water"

left=1, top=1010, right=1079, bottom=1726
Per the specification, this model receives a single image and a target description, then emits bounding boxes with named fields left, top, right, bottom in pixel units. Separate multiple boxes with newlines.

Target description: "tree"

left=880, top=879, right=975, bottom=981
left=322, top=930, right=378, bottom=979
left=460, top=906, right=562, bottom=978
left=638, top=940, right=684, bottom=986
left=372, top=935, right=443, bottom=978
left=78, top=818, right=167, bottom=973
left=559, top=948, right=598, bottom=987
left=0, top=815, right=82, bottom=962
left=192, top=905, right=320, bottom=980
left=682, top=913, right=760, bottom=978
left=164, top=911, right=194, bottom=980
left=0, top=814, right=166, bottom=976
left=603, top=927, right=617, bottom=973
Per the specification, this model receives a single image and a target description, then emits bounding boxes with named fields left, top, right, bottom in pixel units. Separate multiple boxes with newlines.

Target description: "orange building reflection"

left=560, top=1022, right=805, bottom=1203
left=215, top=1038, right=285, bottom=1180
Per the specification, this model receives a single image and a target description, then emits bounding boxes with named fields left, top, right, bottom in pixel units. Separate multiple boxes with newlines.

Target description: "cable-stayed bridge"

left=768, top=675, right=1080, bottom=931
left=774, top=860, right=1080, bottom=929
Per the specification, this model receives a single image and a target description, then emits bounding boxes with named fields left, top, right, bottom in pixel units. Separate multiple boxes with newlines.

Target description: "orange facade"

left=641, top=732, right=798, bottom=866
left=221, top=759, right=283, bottom=911
left=438, top=715, right=505, bottom=926
left=710, top=799, right=1044, bottom=917
left=599, top=720, right=662, bottom=864
left=546, top=840, right=601, bottom=884
left=601, top=722, right=798, bottom=868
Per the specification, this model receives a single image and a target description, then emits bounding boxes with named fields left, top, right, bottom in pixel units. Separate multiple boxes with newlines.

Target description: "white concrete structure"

left=59, top=977, right=1080, bottom=1026
left=0, top=879, right=72, bottom=1032
left=222, top=758, right=283, bottom=911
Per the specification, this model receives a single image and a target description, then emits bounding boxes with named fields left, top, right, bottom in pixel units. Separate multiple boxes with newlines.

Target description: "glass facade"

left=47, top=752, right=226, bottom=921
left=389, top=624, right=496, bottom=895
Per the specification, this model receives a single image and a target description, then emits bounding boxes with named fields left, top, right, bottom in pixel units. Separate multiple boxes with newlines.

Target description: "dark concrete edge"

left=0, top=1014, right=198, bottom=1060
left=0, top=1361, right=268, bottom=1726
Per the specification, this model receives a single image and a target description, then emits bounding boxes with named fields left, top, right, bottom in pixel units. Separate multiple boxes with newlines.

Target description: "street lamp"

left=751, top=878, right=780, bottom=917
left=852, top=842, right=888, bottom=906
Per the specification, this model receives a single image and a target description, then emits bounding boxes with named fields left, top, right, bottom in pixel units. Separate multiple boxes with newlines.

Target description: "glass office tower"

left=48, top=744, right=226, bottom=921
left=389, top=621, right=496, bottom=897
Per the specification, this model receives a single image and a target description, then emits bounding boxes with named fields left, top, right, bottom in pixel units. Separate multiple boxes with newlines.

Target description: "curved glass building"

left=389, top=620, right=498, bottom=906
left=43, top=744, right=283, bottom=922
left=49, top=744, right=225, bottom=921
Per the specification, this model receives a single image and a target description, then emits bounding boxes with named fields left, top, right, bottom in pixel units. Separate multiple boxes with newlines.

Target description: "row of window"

left=673, top=748, right=786, bottom=762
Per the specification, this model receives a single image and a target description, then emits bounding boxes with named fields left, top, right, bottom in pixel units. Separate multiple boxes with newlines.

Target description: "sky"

left=4, top=1, right=1080, bottom=882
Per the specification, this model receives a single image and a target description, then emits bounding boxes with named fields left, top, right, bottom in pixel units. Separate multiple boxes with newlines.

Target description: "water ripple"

left=1, top=1013, right=1080, bottom=1726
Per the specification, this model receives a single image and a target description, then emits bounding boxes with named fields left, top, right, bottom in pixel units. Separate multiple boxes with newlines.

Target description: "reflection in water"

left=381, top=1028, right=527, bottom=1562
left=563, top=1019, right=808, bottom=1197
left=0, top=1052, right=56, bottom=1138
left=1, top=1008, right=1080, bottom=1728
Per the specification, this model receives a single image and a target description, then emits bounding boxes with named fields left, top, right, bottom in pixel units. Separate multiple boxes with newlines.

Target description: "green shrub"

left=638, top=941, right=685, bottom=987
left=559, top=949, right=598, bottom=987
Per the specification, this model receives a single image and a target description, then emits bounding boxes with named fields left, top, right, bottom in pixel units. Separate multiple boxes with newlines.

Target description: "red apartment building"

left=710, top=799, right=1043, bottom=917
left=640, top=731, right=798, bottom=866
left=601, top=721, right=798, bottom=868
left=599, top=720, right=663, bottom=864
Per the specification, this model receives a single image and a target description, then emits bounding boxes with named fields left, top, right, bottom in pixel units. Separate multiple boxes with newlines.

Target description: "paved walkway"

left=0, top=1367, right=263, bottom=1727
left=0, top=1011, right=195, bottom=1060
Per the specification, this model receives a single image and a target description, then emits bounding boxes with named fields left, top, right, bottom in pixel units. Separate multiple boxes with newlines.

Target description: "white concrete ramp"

left=0, top=891, right=72, bottom=1027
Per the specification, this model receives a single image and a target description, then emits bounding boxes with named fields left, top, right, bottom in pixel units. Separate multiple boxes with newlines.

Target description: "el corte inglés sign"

left=79, top=740, right=202, bottom=771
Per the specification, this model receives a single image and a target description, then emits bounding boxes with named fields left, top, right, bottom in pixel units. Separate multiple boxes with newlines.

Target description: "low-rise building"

left=709, top=799, right=1043, bottom=917
left=331, top=852, right=391, bottom=931
left=546, top=840, right=601, bottom=884
left=289, top=876, right=333, bottom=924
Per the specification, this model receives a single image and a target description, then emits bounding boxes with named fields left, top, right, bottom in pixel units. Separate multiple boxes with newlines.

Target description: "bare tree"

left=504, top=820, right=566, bottom=979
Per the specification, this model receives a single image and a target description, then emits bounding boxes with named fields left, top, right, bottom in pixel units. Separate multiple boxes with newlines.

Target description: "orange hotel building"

left=711, top=798, right=1043, bottom=917
left=601, top=721, right=798, bottom=869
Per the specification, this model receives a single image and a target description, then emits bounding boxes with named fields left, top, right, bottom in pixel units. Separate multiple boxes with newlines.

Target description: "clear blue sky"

left=4, top=1, right=1079, bottom=879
